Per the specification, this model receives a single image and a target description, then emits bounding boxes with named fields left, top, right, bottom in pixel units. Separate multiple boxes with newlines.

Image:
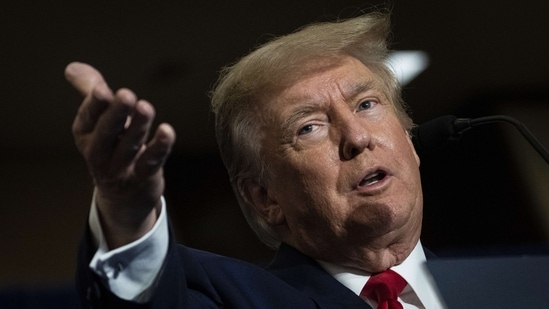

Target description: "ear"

left=237, top=178, right=285, bottom=226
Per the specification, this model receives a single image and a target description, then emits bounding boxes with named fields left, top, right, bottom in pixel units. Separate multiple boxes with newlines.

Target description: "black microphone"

left=412, top=115, right=549, bottom=164
left=411, top=115, right=462, bottom=152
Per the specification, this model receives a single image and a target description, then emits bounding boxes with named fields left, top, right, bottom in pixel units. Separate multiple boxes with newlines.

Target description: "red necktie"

left=360, top=269, right=407, bottom=309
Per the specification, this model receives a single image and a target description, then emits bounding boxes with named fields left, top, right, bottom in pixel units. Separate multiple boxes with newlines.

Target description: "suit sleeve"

left=87, top=194, right=169, bottom=302
left=76, top=212, right=224, bottom=308
left=76, top=200, right=322, bottom=308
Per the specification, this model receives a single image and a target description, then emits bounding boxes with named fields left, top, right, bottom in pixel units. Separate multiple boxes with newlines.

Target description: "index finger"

left=65, top=62, right=108, bottom=97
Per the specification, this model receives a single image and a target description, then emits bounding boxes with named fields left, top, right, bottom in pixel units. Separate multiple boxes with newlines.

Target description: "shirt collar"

left=317, top=240, right=446, bottom=308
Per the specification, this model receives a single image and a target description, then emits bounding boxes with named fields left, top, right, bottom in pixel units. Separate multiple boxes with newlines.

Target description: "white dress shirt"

left=318, top=241, right=446, bottom=308
left=88, top=195, right=446, bottom=307
left=88, top=193, right=169, bottom=303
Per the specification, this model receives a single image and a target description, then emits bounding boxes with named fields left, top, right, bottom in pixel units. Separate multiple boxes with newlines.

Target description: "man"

left=67, top=12, right=445, bottom=308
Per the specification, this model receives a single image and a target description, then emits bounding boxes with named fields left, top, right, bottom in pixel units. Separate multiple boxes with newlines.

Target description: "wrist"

left=95, top=191, right=162, bottom=249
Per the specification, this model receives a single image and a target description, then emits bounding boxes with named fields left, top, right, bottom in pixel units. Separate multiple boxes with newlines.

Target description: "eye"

left=298, top=124, right=314, bottom=135
left=358, top=100, right=375, bottom=111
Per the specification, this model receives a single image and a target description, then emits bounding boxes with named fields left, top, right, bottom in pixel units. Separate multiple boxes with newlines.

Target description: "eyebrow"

left=344, top=79, right=378, bottom=99
left=280, top=105, right=318, bottom=139
left=278, top=79, right=379, bottom=139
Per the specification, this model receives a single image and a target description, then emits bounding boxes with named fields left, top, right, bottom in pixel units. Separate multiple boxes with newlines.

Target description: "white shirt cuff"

left=88, top=191, right=169, bottom=302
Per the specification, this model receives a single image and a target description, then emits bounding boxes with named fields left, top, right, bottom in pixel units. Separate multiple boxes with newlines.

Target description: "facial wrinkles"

left=273, top=136, right=353, bottom=245
left=272, top=68, right=386, bottom=205
left=261, top=58, right=423, bottom=268
left=339, top=116, right=418, bottom=231
left=293, top=182, right=350, bottom=253
left=270, top=111, right=347, bottom=241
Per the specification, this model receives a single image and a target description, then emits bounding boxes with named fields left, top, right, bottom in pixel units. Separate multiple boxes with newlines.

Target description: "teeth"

left=364, top=173, right=379, bottom=185
left=361, top=172, right=383, bottom=186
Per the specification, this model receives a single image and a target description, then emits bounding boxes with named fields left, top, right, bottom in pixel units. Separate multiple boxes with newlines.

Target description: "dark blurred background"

left=1, top=1, right=548, bottom=307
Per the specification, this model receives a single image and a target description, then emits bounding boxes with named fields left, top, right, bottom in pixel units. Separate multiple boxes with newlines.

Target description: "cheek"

left=274, top=145, right=339, bottom=186
left=397, top=138, right=421, bottom=186
left=273, top=156, right=342, bottom=215
left=279, top=165, right=332, bottom=207
left=404, top=131, right=420, bottom=167
left=397, top=135, right=423, bottom=207
left=384, top=124, right=420, bottom=167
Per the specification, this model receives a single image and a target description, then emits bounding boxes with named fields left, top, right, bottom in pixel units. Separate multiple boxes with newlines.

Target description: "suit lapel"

left=267, top=243, right=372, bottom=309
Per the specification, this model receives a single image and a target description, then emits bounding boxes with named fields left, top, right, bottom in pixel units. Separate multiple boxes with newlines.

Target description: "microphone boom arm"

left=454, top=115, right=549, bottom=165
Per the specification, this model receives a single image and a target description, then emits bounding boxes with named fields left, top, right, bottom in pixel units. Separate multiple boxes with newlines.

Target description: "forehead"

left=261, top=57, right=386, bottom=118
left=280, top=57, right=379, bottom=100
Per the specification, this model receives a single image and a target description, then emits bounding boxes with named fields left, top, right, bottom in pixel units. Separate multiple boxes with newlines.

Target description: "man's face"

left=258, top=57, right=423, bottom=270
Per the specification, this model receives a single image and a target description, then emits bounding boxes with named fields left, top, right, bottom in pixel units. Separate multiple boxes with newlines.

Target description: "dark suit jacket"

left=77, top=225, right=373, bottom=308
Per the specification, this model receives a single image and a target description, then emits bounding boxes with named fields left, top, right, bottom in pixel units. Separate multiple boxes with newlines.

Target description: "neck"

left=314, top=228, right=421, bottom=273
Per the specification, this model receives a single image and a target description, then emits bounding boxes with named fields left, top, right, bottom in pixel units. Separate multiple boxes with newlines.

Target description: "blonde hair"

left=210, top=12, right=412, bottom=248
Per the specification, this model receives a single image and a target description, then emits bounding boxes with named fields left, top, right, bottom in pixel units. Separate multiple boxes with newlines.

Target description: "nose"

left=339, top=115, right=373, bottom=160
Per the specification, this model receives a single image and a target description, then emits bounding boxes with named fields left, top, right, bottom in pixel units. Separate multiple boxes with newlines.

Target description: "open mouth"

left=359, top=170, right=387, bottom=187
